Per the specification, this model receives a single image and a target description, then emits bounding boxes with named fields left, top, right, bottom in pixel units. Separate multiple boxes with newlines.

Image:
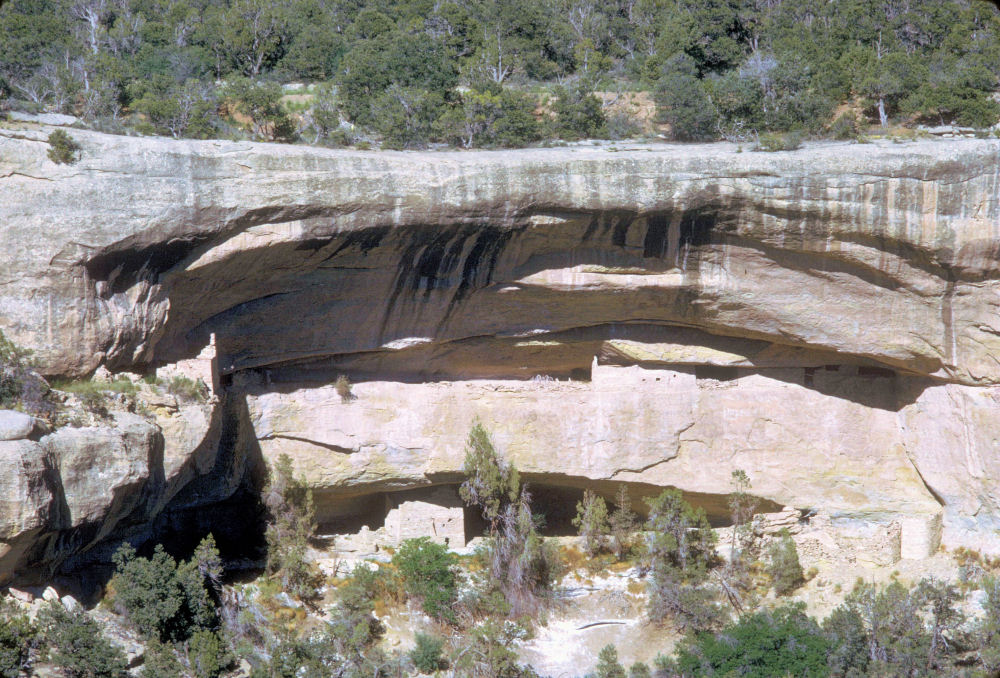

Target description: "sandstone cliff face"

left=2, top=127, right=1000, bottom=574
left=0, top=402, right=230, bottom=582
left=3, top=129, right=1000, bottom=384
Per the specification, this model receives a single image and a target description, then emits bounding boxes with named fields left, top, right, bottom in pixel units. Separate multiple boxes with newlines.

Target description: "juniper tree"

left=609, top=485, right=638, bottom=561
left=766, top=530, right=804, bottom=596
left=727, top=469, right=759, bottom=566
left=573, top=489, right=609, bottom=557
left=459, top=422, right=520, bottom=528
left=459, top=423, right=554, bottom=615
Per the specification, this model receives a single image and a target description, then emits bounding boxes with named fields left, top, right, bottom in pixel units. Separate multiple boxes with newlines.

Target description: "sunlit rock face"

left=243, top=364, right=998, bottom=555
left=3, top=130, right=1000, bottom=384
left=2, top=128, right=1000, bottom=578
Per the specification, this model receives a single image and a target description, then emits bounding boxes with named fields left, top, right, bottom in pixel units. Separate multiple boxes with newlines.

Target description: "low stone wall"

left=381, top=486, right=466, bottom=548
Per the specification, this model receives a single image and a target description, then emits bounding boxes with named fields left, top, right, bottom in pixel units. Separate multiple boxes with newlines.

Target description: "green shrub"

left=823, top=578, right=964, bottom=676
left=141, top=639, right=184, bottom=678
left=605, top=110, right=643, bottom=141
left=727, top=470, right=760, bottom=566
left=489, top=488, right=559, bottom=615
left=437, top=85, right=542, bottom=148
left=822, top=605, right=869, bottom=677
left=459, top=422, right=520, bottom=527
left=249, top=631, right=326, bottom=678
left=609, top=485, right=638, bottom=561
left=52, top=376, right=138, bottom=418
left=0, top=602, right=38, bottom=678
left=647, top=564, right=727, bottom=631
left=47, top=130, right=81, bottom=164
left=591, top=644, right=625, bottom=678
left=247, top=585, right=398, bottom=678
left=903, top=70, right=1000, bottom=129
left=335, top=30, right=457, bottom=130
left=0, top=331, right=34, bottom=410
left=334, top=374, right=353, bottom=402
left=39, top=603, right=128, bottom=678
left=392, top=537, right=458, bottom=622
left=767, top=530, right=804, bottom=595
left=410, top=633, right=445, bottom=673
left=459, top=422, right=559, bottom=615
left=551, top=82, right=607, bottom=140
left=645, top=489, right=716, bottom=576
left=976, top=576, right=1000, bottom=673
left=0, top=373, right=20, bottom=409
left=322, top=573, right=390, bottom=676
left=306, top=84, right=352, bottom=147
left=111, top=544, right=187, bottom=640
left=133, top=79, right=219, bottom=139
left=627, top=662, right=651, bottom=678
left=572, top=489, right=609, bottom=557
left=54, top=376, right=136, bottom=397
left=654, top=54, right=718, bottom=141
left=487, top=89, right=544, bottom=147
left=756, top=131, right=803, bottom=152
left=264, top=454, right=321, bottom=600
left=645, top=489, right=722, bottom=629
left=110, top=536, right=220, bottom=642
left=915, top=577, right=965, bottom=671
left=449, top=619, right=536, bottom=678
left=829, top=112, right=861, bottom=140
left=673, top=603, right=830, bottom=677
left=707, top=55, right=834, bottom=135
left=342, top=562, right=403, bottom=609
left=369, top=85, right=447, bottom=149
left=165, top=375, right=207, bottom=402
left=224, top=78, right=297, bottom=142
left=186, top=629, right=232, bottom=678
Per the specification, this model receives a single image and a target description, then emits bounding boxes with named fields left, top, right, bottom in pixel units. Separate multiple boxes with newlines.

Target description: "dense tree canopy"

left=1, top=0, right=998, bottom=145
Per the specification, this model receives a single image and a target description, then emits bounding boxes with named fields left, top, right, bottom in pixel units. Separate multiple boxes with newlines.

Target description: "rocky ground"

left=310, top=520, right=978, bottom=677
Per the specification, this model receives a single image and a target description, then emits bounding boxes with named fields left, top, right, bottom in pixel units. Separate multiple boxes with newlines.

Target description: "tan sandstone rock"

left=0, top=411, right=34, bottom=441
left=43, top=414, right=159, bottom=536
left=1, top=130, right=999, bottom=386
left=1, top=127, right=1000, bottom=573
left=0, top=440, right=55, bottom=576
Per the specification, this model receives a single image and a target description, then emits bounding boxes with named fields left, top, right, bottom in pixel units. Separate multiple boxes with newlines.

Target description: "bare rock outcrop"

left=0, top=410, right=35, bottom=441
left=2, top=129, right=1000, bottom=385
left=2, top=128, right=1000, bottom=574
left=245, top=365, right=969, bottom=555
left=0, top=396, right=229, bottom=582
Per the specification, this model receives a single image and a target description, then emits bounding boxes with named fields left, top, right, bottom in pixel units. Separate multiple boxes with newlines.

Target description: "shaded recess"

left=127, top=198, right=945, bottom=380
left=64, top=201, right=959, bottom=573
left=312, top=480, right=785, bottom=541
left=42, top=391, right=270, bottom=598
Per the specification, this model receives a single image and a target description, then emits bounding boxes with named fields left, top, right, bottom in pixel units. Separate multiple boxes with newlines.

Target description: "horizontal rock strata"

left=1, top=129, right=999, bottom=574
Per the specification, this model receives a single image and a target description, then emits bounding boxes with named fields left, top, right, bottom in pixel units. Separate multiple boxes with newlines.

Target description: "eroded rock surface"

left=1, top=128, right=1000, bottom=575
left=0, top=394, right=231, bottom=582
left=0, top=410, right=34, bottom=441
left=246, top=364, right=988, bottom=554
left=2, top=130, right=1000, bottom=385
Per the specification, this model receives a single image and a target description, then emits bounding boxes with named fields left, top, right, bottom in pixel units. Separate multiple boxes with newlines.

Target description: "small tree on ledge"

left=47, top=130, right=80, bottom=164
left=573, top=489, right=609, bottom=557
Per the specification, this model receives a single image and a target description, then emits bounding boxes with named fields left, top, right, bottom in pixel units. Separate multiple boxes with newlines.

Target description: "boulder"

left=7, top=587, right=34, bottom=603
left=0, top=410, right=34, bottom=441
left=42, top=413, right=159, bottom=536
left=0, top=440, right=54, bottom=552
left=7, top=111, right=80, bottom=126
